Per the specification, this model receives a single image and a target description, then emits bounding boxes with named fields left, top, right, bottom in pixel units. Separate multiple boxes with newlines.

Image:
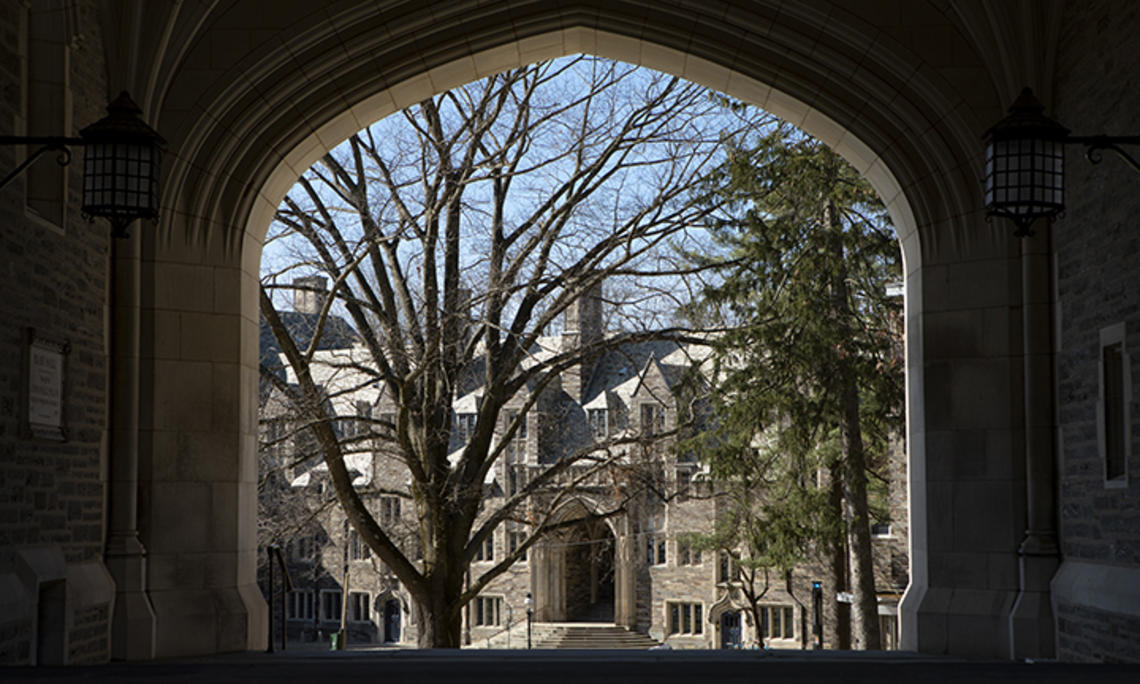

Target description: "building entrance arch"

left=383, top=598, right=401, bottom=643
left=119, top=0, right=1047, bottom=661
left=720, top=611, right=743, bottom=650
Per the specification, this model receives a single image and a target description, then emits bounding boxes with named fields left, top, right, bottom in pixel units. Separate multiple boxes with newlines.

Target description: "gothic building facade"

left=259, top=279, right=908, bottom=649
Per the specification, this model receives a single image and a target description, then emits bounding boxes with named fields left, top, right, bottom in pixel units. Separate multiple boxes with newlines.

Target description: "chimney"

left=293, top=275, right=328, bottom=314
left=562, top=282, right=603, bottom=402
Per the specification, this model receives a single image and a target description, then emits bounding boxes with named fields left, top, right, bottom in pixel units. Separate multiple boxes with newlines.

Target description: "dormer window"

left=588, top=408, right=608, bottom=441
left=456, top=412, right=477, bottom=444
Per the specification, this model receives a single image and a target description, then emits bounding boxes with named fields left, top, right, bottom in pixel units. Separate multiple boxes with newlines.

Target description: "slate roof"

left=581, top=339, right=685, bottom=406
left=259, top=311, right=360, bottom=404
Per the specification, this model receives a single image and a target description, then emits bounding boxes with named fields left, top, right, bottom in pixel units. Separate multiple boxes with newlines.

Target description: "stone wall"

left=0, top=0, right=115, bottom=666
left=1051, top=0, right=1140, bottom=662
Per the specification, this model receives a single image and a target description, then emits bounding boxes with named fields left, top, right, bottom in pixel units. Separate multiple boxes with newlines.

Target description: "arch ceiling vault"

left=7, top=0, right=1138, bottom=665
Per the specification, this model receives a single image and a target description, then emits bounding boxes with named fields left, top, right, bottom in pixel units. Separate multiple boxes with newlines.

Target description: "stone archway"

left=532, top=508, right=617, bottom=624
left=122, top=0, right=1037, bottom=660
left=531, top=500, right=621, bottom=624
left=563, top=519, right=616, bottom=623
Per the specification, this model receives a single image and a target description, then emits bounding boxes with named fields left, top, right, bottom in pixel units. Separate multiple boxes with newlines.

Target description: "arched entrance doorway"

left=720, top=611, right=743, bottom=650
left=562, top=519, right=615, bottom=623
left=532, top=502, right=622, bottom=623
left=383, top=598, right=401, bottom=643
left=124, top=0, right=1041, bottom=661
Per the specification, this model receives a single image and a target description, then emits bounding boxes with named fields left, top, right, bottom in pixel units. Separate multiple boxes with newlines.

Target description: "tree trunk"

left=839, top=380, right=882, bottom=650
left=826, top=199, right=882, bottom=651
left=824, top=460, right=847, bottom=649
left=415, top=586, right=463, bottom=648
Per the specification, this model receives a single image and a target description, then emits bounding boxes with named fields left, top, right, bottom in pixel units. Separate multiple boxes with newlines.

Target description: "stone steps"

left=533, top=623, right=660, bottom=650
left=470, top=622, right=659, bottom=650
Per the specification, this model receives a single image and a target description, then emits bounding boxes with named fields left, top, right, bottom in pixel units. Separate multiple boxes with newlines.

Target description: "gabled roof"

left=259, top=311, right=360, bottom=404
left=260, top=311, right=360, bottom=359
left=290, top=451, right=372, bottom=488
left=581, top=339, right=683, bottom=405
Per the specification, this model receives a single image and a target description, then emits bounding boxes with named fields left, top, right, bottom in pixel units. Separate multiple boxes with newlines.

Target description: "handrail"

left=483, top=614, right=520, bottom=649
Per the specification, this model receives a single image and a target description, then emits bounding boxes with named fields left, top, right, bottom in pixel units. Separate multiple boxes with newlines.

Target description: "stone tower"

left=562, top=282, right=603, bottom=402
left=293, top=275, right=328, bottom=314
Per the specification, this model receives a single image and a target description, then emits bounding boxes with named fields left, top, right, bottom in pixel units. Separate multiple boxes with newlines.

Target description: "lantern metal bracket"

left=983, top=87, right=1140, bottom=239
left=1069, top=135, right=1140, bottom=175
left=986, top=211, right=1053, bottom=239
left=0, top=135, right=85, bottom=191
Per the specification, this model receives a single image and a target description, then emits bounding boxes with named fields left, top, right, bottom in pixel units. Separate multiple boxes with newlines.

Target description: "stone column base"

left=900, top=583, right=1019, bottom=657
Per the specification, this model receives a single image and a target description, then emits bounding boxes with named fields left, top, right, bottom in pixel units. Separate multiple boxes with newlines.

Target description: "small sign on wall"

left=23, top=328, right=69, bottom=441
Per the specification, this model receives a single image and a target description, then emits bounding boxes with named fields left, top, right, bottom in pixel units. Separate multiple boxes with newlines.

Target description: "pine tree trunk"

left=824, top=461, right=847, bottom=650
left=840, top=381, right=882, bottom=650
left=826, top=199, right=882, bottom=651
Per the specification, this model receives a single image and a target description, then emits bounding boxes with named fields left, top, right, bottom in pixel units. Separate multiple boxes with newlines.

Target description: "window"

left=474, top=531, right=495, bottom=562
left=353, top=400, right=373, bottom=439
left=380, top=496, right=401, bottom=526
left=474, top=596, right=503, bottom=626
left=641, top=403, right=664, bottom=436
left=1099, top=323, right=1132, bottom=486
left=286, top=590, right=314, bottom=620
left=646, top=535, right=666, bottom=566
left=264, top=418, right=287, bottom=456
left=667, top=602, right=703, bottom=635
left=880, top=613, right=898, bottom=650
left=678, top=540, right=701, bottom=566
left=508, top=522, right=528, bottom=563
left=588, top=408, right=608, bottom=441
left=350, top=529, right=370, bottom=561
left=379, top=412, right=396, bottom=438
left=504, top=409, right=528, bottom=462
left=292, top=535, right=316, bottom=561
left=507, top=464, right=527, bottom=497
left=456, top=412, right=478, bottom=444
left=349, top=592, right=371, bottom=623
left=760, top=605, right=795, bottom=640
left=718, top=552, right=738, bottom=583
left=675, top=467, right=692, bottom=501
left=320, top=590, right=342, bottom=622
left=23, top=3, right=71, bottom=230
left=871, top=522, right=892, bottom=537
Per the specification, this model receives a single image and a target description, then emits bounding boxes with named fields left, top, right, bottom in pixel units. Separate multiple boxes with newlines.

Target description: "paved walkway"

left=5, top=648, right=1139, bottom=683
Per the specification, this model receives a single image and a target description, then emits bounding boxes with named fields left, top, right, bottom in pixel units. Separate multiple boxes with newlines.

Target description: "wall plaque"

left=24, top=328, right=69, bottom=441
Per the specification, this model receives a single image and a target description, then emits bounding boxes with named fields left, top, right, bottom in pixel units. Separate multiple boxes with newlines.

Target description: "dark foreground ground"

left=6, top=648, right=1140, bottom=683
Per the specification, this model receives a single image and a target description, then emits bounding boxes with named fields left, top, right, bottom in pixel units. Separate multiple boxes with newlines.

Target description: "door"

left=384, top=599, right=401, bottom=643
left=720, top=611, right=742, bottom=649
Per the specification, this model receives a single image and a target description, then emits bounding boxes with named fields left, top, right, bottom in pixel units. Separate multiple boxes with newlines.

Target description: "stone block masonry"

left=0, top=0, right=115, bottom=665
left=1052, top=0, right=1140, bottom=661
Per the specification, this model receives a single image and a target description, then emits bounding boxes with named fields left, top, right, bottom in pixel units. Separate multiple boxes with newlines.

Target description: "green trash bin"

left=329, top=632, right=340, bottom=651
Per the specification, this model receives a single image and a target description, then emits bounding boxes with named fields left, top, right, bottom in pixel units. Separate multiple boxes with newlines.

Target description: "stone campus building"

left=259, top=279, right=908, bottom=649
left=2, top=0, right=1139, bottom=667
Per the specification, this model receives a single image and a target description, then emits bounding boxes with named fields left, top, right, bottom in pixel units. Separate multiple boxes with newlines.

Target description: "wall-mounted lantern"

left=984, top=87, right=1140, bottom=237
left=0, top=91, right=164, bottom=238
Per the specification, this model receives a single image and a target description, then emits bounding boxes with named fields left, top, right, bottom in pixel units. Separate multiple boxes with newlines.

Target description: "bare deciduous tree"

left=260, top=56, right=772, bottom=647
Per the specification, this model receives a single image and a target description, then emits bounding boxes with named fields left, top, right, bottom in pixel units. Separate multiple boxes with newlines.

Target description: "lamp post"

left=0, top=91, right=164, bottom=238
left=525, top=592, right=533, bottom=649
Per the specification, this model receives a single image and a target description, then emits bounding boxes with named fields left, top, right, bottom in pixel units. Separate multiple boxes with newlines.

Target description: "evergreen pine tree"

left=684, top=120, right=903, bottom=649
